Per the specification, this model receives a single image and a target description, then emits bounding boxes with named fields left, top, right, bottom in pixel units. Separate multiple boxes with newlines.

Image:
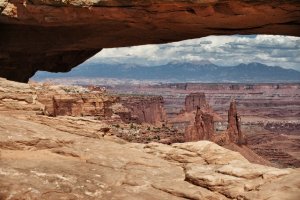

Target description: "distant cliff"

left=118, top=96, right=166, bottom=125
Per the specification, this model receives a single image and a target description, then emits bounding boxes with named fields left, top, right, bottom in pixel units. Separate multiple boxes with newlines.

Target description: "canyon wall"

left=150, top=83, right=300, bottom=119
left=0, top=78, right=118, bottom=118
left=38, top=93, right=117, bottom=117
left=184, top=92, right=208, bottom=112
left=0, top=77, right=166, bottom=124
left=185, top=107, right=215, bottom=142
left=1, top=0, right=300, bottom=82
left=119, top=96, right=166, bottom=125
left=110, top=84, right=300, bottom=168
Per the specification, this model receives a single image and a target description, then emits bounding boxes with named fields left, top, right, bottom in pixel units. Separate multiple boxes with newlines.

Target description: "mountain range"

left=33, top=61, right=300, bottom=83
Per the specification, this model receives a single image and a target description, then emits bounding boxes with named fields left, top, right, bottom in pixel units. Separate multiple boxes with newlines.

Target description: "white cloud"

left=88, top=35, right=300, bottom=70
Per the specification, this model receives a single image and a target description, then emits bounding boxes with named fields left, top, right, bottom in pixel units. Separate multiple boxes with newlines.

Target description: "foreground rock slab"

left=1, top=115, right=300, bottom=200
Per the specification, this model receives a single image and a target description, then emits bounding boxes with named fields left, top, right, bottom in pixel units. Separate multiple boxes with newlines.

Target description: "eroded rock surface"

left=184, top=97, right=268, bottom=166
left=109, top=82, right=300, bottom=168
left=185, top=107, right=215, bottom=142
left=1, top=0, right=300, bottom=82
left=213, top=100, right=247, bottom=146
left=118, top=96, right=166, bottom=125
left=226, top=100, right=247, bottom=145
left=38, top=93, right=118, bottom=117
left=184, top=97, right=246, bottom=145
left=0, top=78, right=118, bottom=118
left=1, top=78, right=300, bottom=199
left=185, top=93, right=209, bottom=112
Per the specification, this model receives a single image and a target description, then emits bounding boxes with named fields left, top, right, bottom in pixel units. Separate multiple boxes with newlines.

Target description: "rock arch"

left=1, top=0, right=300, bottom=82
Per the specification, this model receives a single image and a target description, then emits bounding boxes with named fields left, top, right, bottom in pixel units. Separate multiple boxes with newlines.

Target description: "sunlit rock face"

left=1, top=0, right=300, bottom=82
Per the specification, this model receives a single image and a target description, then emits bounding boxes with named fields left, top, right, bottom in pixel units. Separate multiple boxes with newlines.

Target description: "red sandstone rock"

left=1, top=1, right=300, bottom=82
left=118, top=96, right=166, bottom=125
left=184, top=92, right=216, bottom=142
left=185, top=98, right=247, bottom=146
left=184, top=93, right=209, bottom=112
left=226, top=100, right=247, bottom=145
left=37, top=89, right=118, bottom=117
left=185, top=107, right=215, bottom=142
left=213, top=100, right=247, bottom=145
left=108, top=83, right=300, bottom=167
left=145, top=82, right=300, bottom=120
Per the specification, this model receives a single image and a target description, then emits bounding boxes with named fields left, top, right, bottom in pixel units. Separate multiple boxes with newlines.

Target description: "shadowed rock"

left=1, top=0, right=300, bottom=82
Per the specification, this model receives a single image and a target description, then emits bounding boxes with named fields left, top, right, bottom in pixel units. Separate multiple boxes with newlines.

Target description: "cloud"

left=88, top=35, right=300, bottom=70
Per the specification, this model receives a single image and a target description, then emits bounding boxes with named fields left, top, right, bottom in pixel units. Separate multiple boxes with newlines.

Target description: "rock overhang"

left=1, top=0, right=300, bottom=82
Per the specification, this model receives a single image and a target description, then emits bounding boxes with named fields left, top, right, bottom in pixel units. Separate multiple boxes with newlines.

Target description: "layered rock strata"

left=38, top=93, right=117, bottom=117
left=185, top=107, right=215, bottom=141
left=185, top=92, right=209, bottom=112
left=109, top=83, right=300, bottom=167
left=185, top=99, right=247, bottom=146
left=0, top=78, right=118, bottom=118
left=1, top=0, right=300, bottom=82
left=1, top=115, right=299, bottom=199
left=0, top=77, right=166, bottom=124
left=118, top=96, right=166, bottom=125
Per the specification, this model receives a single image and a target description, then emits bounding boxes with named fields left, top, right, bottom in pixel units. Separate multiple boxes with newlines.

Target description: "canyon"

left=107, top=82, right=300, bottom=168
left=16, top=78, right=299, bottom=168
left=0, top=77, right=300, bottom=199
left=1, top=0, right=300, bottom=82
left=1, top=0, right=300, bottom=199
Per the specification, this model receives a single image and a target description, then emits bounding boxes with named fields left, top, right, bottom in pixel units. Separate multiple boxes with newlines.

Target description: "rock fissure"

left=182, top=175, right=227, bottom=199
left=150, top=184, right=200, bottom=200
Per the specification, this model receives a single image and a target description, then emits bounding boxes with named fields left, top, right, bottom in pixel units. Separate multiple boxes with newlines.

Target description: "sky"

left=87, top=35, right=300, bottom=70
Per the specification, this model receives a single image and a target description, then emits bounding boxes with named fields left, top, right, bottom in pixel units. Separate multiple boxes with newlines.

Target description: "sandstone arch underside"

left=0, top=0, right=300, bottom=82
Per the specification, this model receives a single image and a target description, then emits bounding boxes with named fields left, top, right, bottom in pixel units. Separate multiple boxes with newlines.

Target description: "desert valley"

left=109, top=82, right=300, bottom=168
left=1, top=78, right=300, bottom=199
left=1, top=0, right=300, bottom=199
left=26, top=79, right=300, bottom=169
